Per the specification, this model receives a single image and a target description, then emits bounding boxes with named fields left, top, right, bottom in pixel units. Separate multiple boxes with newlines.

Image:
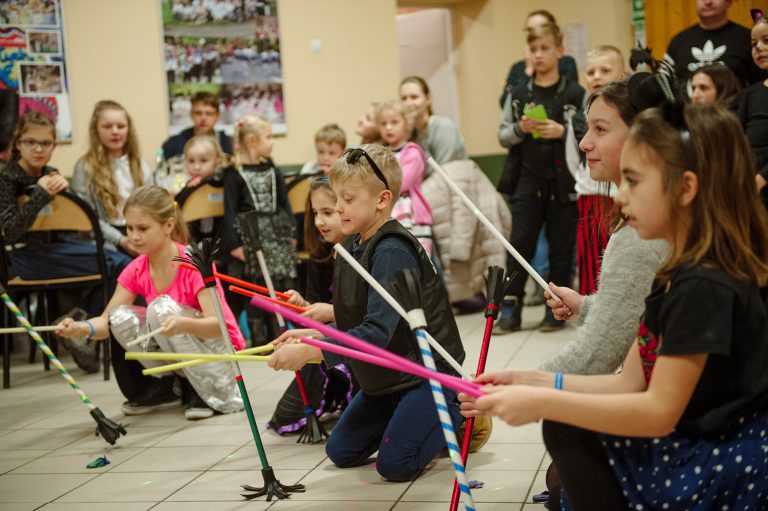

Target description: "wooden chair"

left=178, top=183, right=225, bottom=223
left=2, top=191, right=111, bottom=387
left=286, top=173, right=317, bottom=262
left=177, top=182, right=225, bottom=243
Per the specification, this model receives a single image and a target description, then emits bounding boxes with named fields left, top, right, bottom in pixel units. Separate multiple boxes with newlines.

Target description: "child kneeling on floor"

left=268, top=144, right=467, bottom=481
left=57, top=185, right=244, bottom=420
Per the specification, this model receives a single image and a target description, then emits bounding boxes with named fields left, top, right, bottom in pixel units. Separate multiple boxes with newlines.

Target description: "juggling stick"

left=229, top=285, right=307, bottom=313
left=175, top=239, right=304, bottom=501
left=0, top=285, right=127, bottom=445
left=388, top=269, right=475, bottom=511
left=141, top=344, right=275, bottom=376
left=248, top=294, right=484, bottom=399
left=0, top=325, right=61, bottom=334
left=125, top=327, right=165, bottom=348
left=126, top=351, right=321, bottom=364
left=428, top=157, right=558, bottom=301
left=252, top=243, right=328, bottom=446
left=333, top=243, right=472, bottom=380
left=127, top=352, right=272, bottom=362
left=178, top=261, right=291, bottom=300
left=449, top=266, right=517, bottom=511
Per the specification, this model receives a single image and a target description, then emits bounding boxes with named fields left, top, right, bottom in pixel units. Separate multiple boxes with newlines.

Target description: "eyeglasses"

left=344, top=148, right=389, bottom=190
left=19, top=139, right=54, bottom=150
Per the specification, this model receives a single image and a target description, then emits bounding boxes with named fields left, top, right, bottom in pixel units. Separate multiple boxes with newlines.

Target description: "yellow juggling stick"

left=140, top=344, right=275, bottom=375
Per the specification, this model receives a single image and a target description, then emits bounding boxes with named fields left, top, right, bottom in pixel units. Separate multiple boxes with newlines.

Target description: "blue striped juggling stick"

left=387, top=270, right=476, bottom=511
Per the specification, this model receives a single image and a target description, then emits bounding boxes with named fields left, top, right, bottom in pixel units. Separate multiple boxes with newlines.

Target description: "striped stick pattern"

left=0, top=291, right=96, bottom=411
left=414, top=328, right=475, bottom=511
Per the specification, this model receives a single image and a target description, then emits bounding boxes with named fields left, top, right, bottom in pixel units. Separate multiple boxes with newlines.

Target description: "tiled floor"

left=0, top=304, right=571, bottom=510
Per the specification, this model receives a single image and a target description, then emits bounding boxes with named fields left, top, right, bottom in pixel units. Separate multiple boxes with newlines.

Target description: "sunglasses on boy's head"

left=344, top=148, right=389, bottom=190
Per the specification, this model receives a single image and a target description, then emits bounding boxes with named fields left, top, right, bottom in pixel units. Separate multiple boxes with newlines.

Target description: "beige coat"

left=422, top=160, right=512, bottom=303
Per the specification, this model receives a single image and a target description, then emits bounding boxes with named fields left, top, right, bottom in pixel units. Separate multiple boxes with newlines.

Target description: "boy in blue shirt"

left=269, top=143, right=466, bottom=482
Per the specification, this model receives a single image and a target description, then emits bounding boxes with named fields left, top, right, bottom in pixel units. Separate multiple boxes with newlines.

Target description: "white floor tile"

left=0, top=305, right=566, bottom=508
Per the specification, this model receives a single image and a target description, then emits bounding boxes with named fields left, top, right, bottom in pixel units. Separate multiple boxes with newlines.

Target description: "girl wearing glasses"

left=0, top=112, right=131, bottom=321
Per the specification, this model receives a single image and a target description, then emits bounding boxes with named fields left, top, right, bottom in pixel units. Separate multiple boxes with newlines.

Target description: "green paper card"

left=524, top=104, right=548, bottom=139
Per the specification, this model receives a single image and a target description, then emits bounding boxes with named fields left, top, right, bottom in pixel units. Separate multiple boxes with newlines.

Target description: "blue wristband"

left=554, top=371, right=563, bottom=390
left=84, top=320, right=95, bottom=339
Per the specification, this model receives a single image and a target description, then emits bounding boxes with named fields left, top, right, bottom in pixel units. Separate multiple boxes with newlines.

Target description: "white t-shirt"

left=111, top=155, right=153, bottom=225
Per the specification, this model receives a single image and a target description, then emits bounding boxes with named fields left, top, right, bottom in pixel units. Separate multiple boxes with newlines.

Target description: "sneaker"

left=457, top=414, right=493, bottom=453
left=53, top=308, right=100, bottom=374
left=451, top=293, right=486, bottom=315
left=492, top=297, right=522, bottom=334
left=318, top=407, right=344, bottom=424
left=525, top=292, right=546, bottom=306
left=539, top=307, right=564, bottom=332
left=185, top=393, right=214, bottom=420
left=121, top=379, right=181, bottom=415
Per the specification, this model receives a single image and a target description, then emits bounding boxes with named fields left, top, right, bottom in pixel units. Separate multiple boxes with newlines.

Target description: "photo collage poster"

left=0, top=0, right=72, bottom=142
left=162, top=0, right=285, bottom=136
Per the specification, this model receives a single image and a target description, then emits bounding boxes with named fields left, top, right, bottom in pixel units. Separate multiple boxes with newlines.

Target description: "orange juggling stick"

left=178, top=261, right=291, bottom=300
left=228, top=285, right=308, bottom=313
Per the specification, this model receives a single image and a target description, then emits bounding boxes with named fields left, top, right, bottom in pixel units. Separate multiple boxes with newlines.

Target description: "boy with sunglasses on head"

left=268, top=143, right=466, bottom=482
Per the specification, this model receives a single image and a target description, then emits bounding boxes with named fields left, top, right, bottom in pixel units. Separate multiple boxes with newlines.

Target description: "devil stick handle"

left=387, top=270, right=475, bottom=511
left=0, top=289, right=96, bottom=411
left=428, top=157, right=558, bottom=301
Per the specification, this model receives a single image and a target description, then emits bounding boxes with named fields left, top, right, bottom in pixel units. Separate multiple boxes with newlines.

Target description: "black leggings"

left=542, top=420, right=627, bottom=510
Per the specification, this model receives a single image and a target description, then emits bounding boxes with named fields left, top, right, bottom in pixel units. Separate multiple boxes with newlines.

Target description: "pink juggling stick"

left=249, top=294, right=483, bottom=398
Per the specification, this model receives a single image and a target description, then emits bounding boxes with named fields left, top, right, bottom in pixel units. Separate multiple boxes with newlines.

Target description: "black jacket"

left=333, top=220, right=465, bottom=395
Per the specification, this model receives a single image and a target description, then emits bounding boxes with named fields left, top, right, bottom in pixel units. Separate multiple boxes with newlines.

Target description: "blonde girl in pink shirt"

left=58, top=185, right=243, bottom=420
left=376, top=100, right=433, bottom=253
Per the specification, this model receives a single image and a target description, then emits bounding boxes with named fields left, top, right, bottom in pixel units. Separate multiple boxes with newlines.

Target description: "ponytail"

left=125, top=185, right=189, bottom=244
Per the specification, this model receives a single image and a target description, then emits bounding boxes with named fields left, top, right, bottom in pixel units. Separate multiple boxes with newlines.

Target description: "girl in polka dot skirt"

left=459, top=101, right=768, bottom=510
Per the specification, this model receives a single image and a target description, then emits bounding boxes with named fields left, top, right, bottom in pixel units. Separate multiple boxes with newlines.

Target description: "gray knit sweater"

left=538, top=226, right=670, bottom=375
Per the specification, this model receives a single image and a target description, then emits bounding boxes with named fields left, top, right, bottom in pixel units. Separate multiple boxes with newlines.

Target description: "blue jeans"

left=9, top=240, right=131, bottom=315
left=531, top=227, right=549, bottom=276
left=325, top=379, right=464, bottom=482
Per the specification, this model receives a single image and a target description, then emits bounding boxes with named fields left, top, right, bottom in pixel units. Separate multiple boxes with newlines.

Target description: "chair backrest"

left=178, top=183, right=225, bottom=223
left=19, top=192, right=94, bottom=232
left=13, top=190, right=109, bottom=286
left=286, top=174, right=313, bottom=216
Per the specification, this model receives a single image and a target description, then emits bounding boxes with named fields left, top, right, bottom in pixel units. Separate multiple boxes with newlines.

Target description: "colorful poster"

left=0, top=0, right=72, bottom=141
left=161, top=0, right=285, bottom=136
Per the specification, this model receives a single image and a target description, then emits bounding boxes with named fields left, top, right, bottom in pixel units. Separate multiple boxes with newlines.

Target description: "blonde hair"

left=233, top=115, right=271, bottom=168
left=124, top=185, right=189, bottom=244
left=375, top=100, right=414, bottom=141
left=83, top=100, right=143, bottom=220
left=183, top=134, right=228, bottom=167
left=329, top=143, right=402, bottom=199
left=315, top=123, right=346, bottom=147
left=527, top=22, right=563, bottom=47
left=587, top=45, right=626, bottom=70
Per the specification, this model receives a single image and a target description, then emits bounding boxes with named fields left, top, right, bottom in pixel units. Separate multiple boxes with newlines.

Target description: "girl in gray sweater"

left=539, top=79, right=669, bottom=375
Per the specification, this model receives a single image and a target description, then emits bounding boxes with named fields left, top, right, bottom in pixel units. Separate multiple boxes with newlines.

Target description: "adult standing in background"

left=664, top=0, right=766, bottom=89
left=399, top=76, right=467, bottom=165
left=498, top=9, right=578, bottom=109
